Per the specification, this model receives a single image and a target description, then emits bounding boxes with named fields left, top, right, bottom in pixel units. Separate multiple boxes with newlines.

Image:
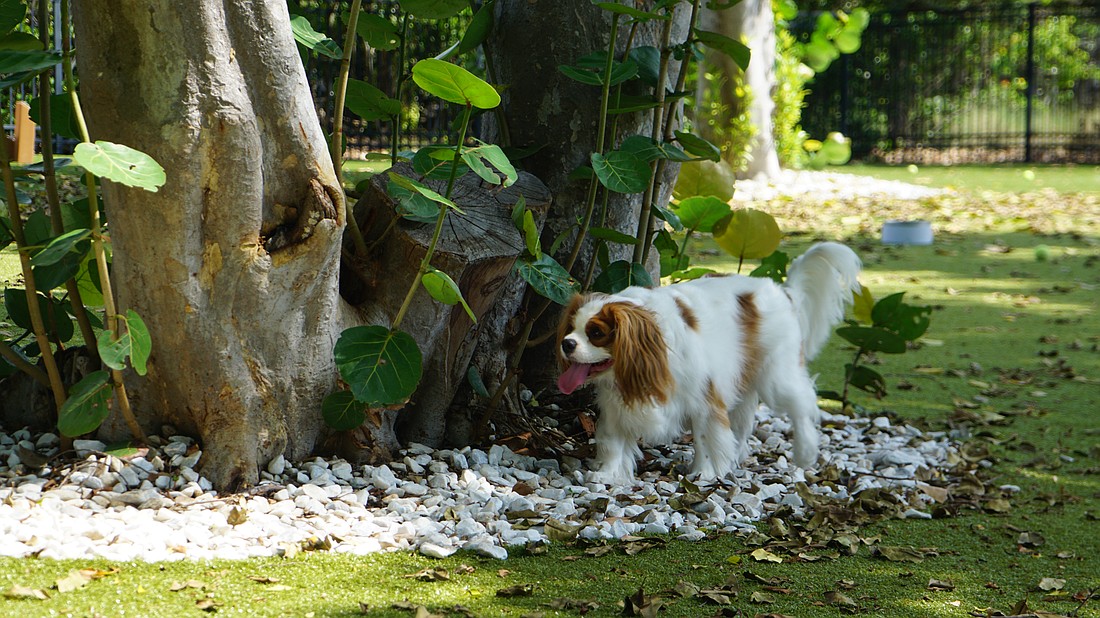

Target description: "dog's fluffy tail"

left=784, top=242, right=862, bottom=362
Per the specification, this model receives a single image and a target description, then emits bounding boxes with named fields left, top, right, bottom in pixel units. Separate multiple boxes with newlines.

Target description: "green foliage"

left=773, top=28, right=811, bottom=168
left=56, top=371, right=112, bottom=438
left=826, top=291, right=932, bottom=405
left=73, top=141, right=167, bottom=192
left=334, top=325, right=423, bottom=407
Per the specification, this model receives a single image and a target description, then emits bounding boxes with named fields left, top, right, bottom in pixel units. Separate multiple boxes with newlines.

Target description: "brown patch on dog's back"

left=736, top=292, right=762, bottom=394
left=706, top=379, right=730, bottom=428
left=674, top=297, right=698, bottom=330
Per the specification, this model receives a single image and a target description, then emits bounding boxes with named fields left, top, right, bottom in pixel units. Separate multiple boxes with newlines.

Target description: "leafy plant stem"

left=391, top=12, right=412, bottom=167
left=563, top=12, right=621, bottom=276
left=0, top=341, right=48, bottom=387
left=0, top=141, right=68, bottom=412
left=391, top=103, right=472, bottom=332
left=841, top=348, right=864, bottom=409
left=37, top=0, right=96, bottom=364
left=665, top=0, right=701, bottom=143
left=62, top=0, right=146, bottom=443
left=330, top=0, right=369, bottom=258
left=633, top=13, right=673, bottom=266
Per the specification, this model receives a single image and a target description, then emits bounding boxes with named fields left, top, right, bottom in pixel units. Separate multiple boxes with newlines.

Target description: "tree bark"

left=707, top=0, right=781, bottom=179
left=344, top=163, right=551, bottom=449
left=72, top=1, right=348, bottom=491
left=480, top=0, right=690, bottom=395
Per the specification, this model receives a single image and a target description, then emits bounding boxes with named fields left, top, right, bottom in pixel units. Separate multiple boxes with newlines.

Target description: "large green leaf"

left=355, top=13, right=400, bottom=51
left=57, top=370, right=113, bottom=438
left=712, top=208, right=781, bottom=260
left=95, top=309, right=151, bottom=375
left=0, top=0, right=27, bottom=35
left=289, top=14, right=342, bottom=59
left=0, top=48, right=61, bottom=75
left=671, top=195, right=730, bottom=233
left=845, top=364, right=887, bottom=398
left=422, top=267, right=476, bottom=323
left=591, top=150, right=651, bottom=194
left=819, top=131, right=852, bottom=165
left=345, top=79, right=401, bottom=121
left=387, top=172, right=459, bottom=212
left=73, top=141, right=166, bottom=192
left=461, top=141, right=516, bottom=187
left=388, top=179, right=440, bottom=223
left=627, top=46, right=661, bottom=85
left=655, top=229, right=688, bottom=277
left=321, top=391, right=367, bottom=431
left=457, top=0, right=494, bottom=54
left=693, top=29, right=751, bottom=71
left=588, top=227, right=638, bottom=246
left=594, top=2, right=669, bottom=21
left=29, top=93, right=81, bottom=140
left=3, top=288, right=74, bottom=343
left=0, top=212, right=13, bottom=251
left=126, top=309, right=151, bottom=375
left=399, top=0, right=467, bottom=19
left=593, top=260, right=652, bottom=294
left=836, top=325, right=907, bottom=354
left=515, top=254, right=578, bottom=306
left=412, top=145, right=468, bottom=181
left=871, top=292, right=932, bottom=341
left=412, top=58, right=500, bottom=109
left=559, top=57, right=638, bottom=87
left=0, top=31, right=41, bottom=51
left=334, top=325, right=423, bottom=406
left=32, top=246, right=88, bottom=292
left=672, top=159, right=735, bottom=201
left=749, top=250, right=789, bottom=283
left=674, top=130, right=722, bottom=162
left=521, top=209, right=541, bottom=258
left=31, top=228, right=91, bottom=267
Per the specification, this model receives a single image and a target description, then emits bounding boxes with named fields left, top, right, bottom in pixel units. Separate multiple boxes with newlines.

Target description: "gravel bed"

left=0, top=409, right=957, bottom=562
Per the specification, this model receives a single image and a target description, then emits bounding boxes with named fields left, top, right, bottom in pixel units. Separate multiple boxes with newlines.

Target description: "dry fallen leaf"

left=750, top=548, right=783, bottom=563
left=1037, top=577, right=1066, bottom=591
left=927, top=578, right=955, bottom=591
left=4, top=585, right=49, bottom=600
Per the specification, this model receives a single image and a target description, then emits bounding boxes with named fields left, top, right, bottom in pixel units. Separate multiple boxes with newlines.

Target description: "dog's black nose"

left=561, top=338, right=577, bottom=355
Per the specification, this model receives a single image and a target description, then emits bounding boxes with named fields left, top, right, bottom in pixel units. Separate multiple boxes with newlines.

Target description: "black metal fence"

left=797, top=2, right=1100, bottom=164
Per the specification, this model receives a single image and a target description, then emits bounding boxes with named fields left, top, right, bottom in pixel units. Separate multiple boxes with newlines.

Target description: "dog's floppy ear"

left=605, top=302, right=672, bottom=407
left=557, top=294, right=587, bottom=371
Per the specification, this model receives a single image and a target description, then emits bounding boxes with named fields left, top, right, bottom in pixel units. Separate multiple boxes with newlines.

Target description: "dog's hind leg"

left=728, top=391, right=758, bottom=464
left=759, top=374, right=821, bottom=468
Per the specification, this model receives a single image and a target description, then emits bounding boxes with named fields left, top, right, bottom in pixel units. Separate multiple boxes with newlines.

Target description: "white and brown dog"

left=557, top=242, right=862, bottom=484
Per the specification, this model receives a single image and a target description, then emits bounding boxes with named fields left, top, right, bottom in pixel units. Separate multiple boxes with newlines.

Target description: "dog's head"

left=556, top=294, right=672, bottom=407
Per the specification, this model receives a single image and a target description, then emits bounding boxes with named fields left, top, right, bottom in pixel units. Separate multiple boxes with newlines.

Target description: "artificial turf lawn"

left=1, top=169, right=1098, bottom=616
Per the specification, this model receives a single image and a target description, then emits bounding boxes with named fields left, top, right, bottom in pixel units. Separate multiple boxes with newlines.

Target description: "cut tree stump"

left=342, top=162, right=551, bottom=452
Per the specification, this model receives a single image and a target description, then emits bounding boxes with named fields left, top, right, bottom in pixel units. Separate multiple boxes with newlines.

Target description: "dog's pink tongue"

left=557, top=363, right=593, bottom=395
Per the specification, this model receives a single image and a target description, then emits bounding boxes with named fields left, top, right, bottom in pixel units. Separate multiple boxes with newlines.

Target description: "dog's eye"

left=590, top=328, right=604, bottom=338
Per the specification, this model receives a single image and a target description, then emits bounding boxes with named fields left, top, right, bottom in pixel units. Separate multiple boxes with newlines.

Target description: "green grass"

left=2, top=171, right=1099, bottom=616
left=841, top=162, right=1100, bottom=195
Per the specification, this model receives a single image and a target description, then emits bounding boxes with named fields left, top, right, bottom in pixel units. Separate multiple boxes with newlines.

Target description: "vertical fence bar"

left=1024, top=2, right=1036, bottom=163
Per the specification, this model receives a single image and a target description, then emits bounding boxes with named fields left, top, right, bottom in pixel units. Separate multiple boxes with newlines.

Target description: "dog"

left=557, top=242, right=862, bottom=484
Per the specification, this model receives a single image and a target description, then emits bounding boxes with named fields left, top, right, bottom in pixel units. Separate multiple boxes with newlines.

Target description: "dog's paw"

left=585, top=468, right=634, bottom=487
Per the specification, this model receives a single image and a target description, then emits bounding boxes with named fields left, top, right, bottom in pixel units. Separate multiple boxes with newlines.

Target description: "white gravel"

left=733, top=169, right=951, bottom=202
left=0, top=409, right=958, bottom=562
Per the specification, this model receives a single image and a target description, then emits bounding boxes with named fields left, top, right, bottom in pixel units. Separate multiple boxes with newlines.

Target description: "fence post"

left=1024, top=3, right=1036, bottom=163
left=13, top=101, right=35, bottom=163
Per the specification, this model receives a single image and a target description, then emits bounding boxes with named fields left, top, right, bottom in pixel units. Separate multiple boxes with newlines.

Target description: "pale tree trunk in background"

left=72, top=1, right=349, bottom=490
left=475, top=0, right=690, bottom=403
left=709, top=0, right=781, bottom=179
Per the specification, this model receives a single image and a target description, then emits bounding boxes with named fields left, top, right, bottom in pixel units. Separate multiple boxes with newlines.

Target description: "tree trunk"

left=72, top=1, right=348, bottom=491
left=478, top=0, right=690, bottom=399
left=708, top=0, right=781, bottom=179
left=343, top=163, right=551, bottom=449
